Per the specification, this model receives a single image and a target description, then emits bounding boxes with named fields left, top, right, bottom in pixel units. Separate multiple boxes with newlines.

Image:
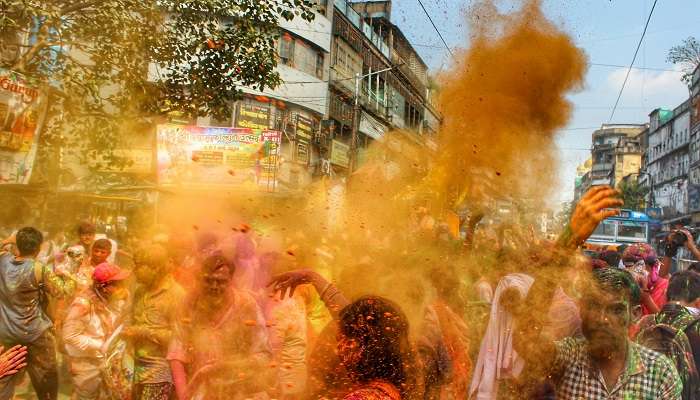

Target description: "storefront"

left=234, top=96, right=322, bottom=191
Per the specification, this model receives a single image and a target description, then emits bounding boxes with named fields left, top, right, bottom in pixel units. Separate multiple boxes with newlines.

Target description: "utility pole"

left=348, top=66, right=396, bottom=176
left=349, top=72, right=361, bottom=174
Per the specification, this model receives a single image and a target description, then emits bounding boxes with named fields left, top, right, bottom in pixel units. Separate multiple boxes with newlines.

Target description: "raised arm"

left=558, top=186, right=623, bottom=249
left=516, top=186, right=622, bottom=370
left=269, top=269, right=350, bottom=319
left=658, top=229, right=700, bottom=278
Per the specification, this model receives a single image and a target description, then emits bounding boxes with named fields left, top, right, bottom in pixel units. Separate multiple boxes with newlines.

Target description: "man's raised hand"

left=564, top=186, right=623, bottom=248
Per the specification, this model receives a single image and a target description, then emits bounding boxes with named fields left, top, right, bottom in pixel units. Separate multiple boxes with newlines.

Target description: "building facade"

left=573, top=157, right=592, bottom=202
left=608, top=135, right=643, bottom=188
left=644, top=101, right=692, bottom=228
left=190, top=0, right=439, bottom=191
left=327, top=0, right=438, bottom=173
left=589, top=124, right=647, bottom=187
left=688, top=65, right=700, bottom=226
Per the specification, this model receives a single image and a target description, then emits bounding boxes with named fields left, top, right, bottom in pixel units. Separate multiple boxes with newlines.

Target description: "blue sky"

left=390, top=0, right=698, bottom=203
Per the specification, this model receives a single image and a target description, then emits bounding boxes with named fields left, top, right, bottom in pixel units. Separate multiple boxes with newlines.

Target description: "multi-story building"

left=195, top=0, right=439, bottom=189
left=589, top=124, right=647, bottom=186
left=326, top=0, right=438, bottom=173
left=608, top=135, right=643, bottom=188
left=688, top=65, right=700, bottom=226
left=573, top=157, right=592, bottom=202
left=643, top=100, right=693, bottom=228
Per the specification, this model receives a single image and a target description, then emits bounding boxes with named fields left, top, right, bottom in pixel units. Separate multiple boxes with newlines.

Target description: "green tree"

left=553, top=200, right=574, bottom=234
left=0, top=0, right=315, bottom=179
left=667, top=36, right=700, bottom=86
left=617, top=179, right=649, bottom=211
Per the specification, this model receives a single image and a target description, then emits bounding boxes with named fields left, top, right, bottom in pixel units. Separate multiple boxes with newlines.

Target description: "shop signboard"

left=330, top=139, right=349, bottom=168
left=295, top=115, right=314, bottom=141
left=236, top=103, right=270, bottom=130
left=156, top=124, right=281, bottom=190
left=0, top=69, right=46, bottom=184
left=296, top=139, right=310, bottom=165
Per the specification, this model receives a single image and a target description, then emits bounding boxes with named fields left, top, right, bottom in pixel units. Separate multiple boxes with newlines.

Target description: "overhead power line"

left=590, top=63, right=681, bottom=73
left=416, top=0, right=454, bottom=57
left=608, top=0, right=659, bottom=123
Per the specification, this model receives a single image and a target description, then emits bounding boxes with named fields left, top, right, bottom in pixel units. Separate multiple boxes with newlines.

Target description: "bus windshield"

left=592, top=220, right=616, bottom=238
left=618, top=221, right=647, bottom=240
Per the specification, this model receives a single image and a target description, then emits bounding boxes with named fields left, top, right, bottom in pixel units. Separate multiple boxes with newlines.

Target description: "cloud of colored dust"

left=430, top=0, right=588, bottom=211
left=151, top=1, right=594, bottom=397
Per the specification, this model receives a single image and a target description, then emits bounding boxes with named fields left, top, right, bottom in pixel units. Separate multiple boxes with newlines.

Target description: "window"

left=592, top=221, right=616, bottom=238
left=335, top=43, right=346, bottom=68
left=316, top=52, right=324, bottom=79
left=295, top=40, right=323, bottom=78
left=279, top=33, right=295, bottom=65
left=618, top=222, right=646, bottom=240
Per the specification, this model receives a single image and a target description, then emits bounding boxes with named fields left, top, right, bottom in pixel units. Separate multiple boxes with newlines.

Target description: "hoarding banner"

left=0, top=69, right=46, bottom=184
left=156, top=124, right=281, bottom=189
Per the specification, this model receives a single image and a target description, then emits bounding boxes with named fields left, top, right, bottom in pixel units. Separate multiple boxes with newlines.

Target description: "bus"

left=583, top=209, right=655, bottom=253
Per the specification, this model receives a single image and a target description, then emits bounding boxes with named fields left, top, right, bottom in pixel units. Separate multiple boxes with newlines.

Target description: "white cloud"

left=606, top=68, right=689, bottom=107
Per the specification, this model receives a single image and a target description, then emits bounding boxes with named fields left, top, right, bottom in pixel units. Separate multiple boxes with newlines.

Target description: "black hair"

left=338, top=296, right=414, bottom=398
left=591, top=267, right=641, bottom=306
left=92, top=238, right=112, bottom=251
left=201, top=254, right=233, bottom=276
left=15, top=227, right=43, bottom=257
left=77, top=221, right=96, bottom=235
left=688, top=262, right=700, bottom=274
left=667, top=270, right=700, bottom=303
left=599, top=250, right=621, bottom=268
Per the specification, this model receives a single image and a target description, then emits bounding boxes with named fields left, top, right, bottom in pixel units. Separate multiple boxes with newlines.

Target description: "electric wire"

left=608, top=0, right=659, bottom=123
left=416, top=0, right=454, bottom=57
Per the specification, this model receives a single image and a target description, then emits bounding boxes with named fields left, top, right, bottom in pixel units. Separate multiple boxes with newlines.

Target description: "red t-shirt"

left=642, top=277, right=669, bottom=315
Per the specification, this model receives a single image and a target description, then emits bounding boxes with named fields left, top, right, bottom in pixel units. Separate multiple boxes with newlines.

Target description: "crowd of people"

left=0, top=186, right=697, bottom=399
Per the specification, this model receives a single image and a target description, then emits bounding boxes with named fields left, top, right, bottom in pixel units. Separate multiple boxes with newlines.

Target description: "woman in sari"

left=338, top=296, right=413, bottom=400
left=270, top=271, right=416, bottom=400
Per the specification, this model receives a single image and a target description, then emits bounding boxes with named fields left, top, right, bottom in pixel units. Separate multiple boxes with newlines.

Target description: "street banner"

left=0, top=69, right=46, bottom=184
left=330, top=139, right=349, bottom=168
left=156, top=124, right=281, bottom=190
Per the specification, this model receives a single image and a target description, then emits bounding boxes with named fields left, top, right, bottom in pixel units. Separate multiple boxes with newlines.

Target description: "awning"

left=359, top=112, right=387, bottom=141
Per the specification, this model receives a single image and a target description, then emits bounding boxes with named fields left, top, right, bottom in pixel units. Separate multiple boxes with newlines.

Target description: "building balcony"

left=391, top=51, right=427, bottom=100
left=334, top=0, right=390, bottom=59
left=591, top=163, right=613, bottom=173
left=591, top=178, right=612, bottom=186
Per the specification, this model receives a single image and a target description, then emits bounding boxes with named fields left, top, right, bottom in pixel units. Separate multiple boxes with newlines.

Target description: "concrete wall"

left=241, top=64, right=329, bottom=116
left=279, top=12, right=332, bottom=52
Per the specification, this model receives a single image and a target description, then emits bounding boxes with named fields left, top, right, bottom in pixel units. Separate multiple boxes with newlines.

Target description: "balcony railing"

left=334, top=0, right=389, bottom=59
left=591, top=162, right=613, bottom=172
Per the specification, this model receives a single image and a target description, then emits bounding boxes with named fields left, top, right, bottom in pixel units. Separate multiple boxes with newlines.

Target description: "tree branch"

left=60, top=0, right=105, bottom=16
left=11, top=38, right=47, bottom=72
